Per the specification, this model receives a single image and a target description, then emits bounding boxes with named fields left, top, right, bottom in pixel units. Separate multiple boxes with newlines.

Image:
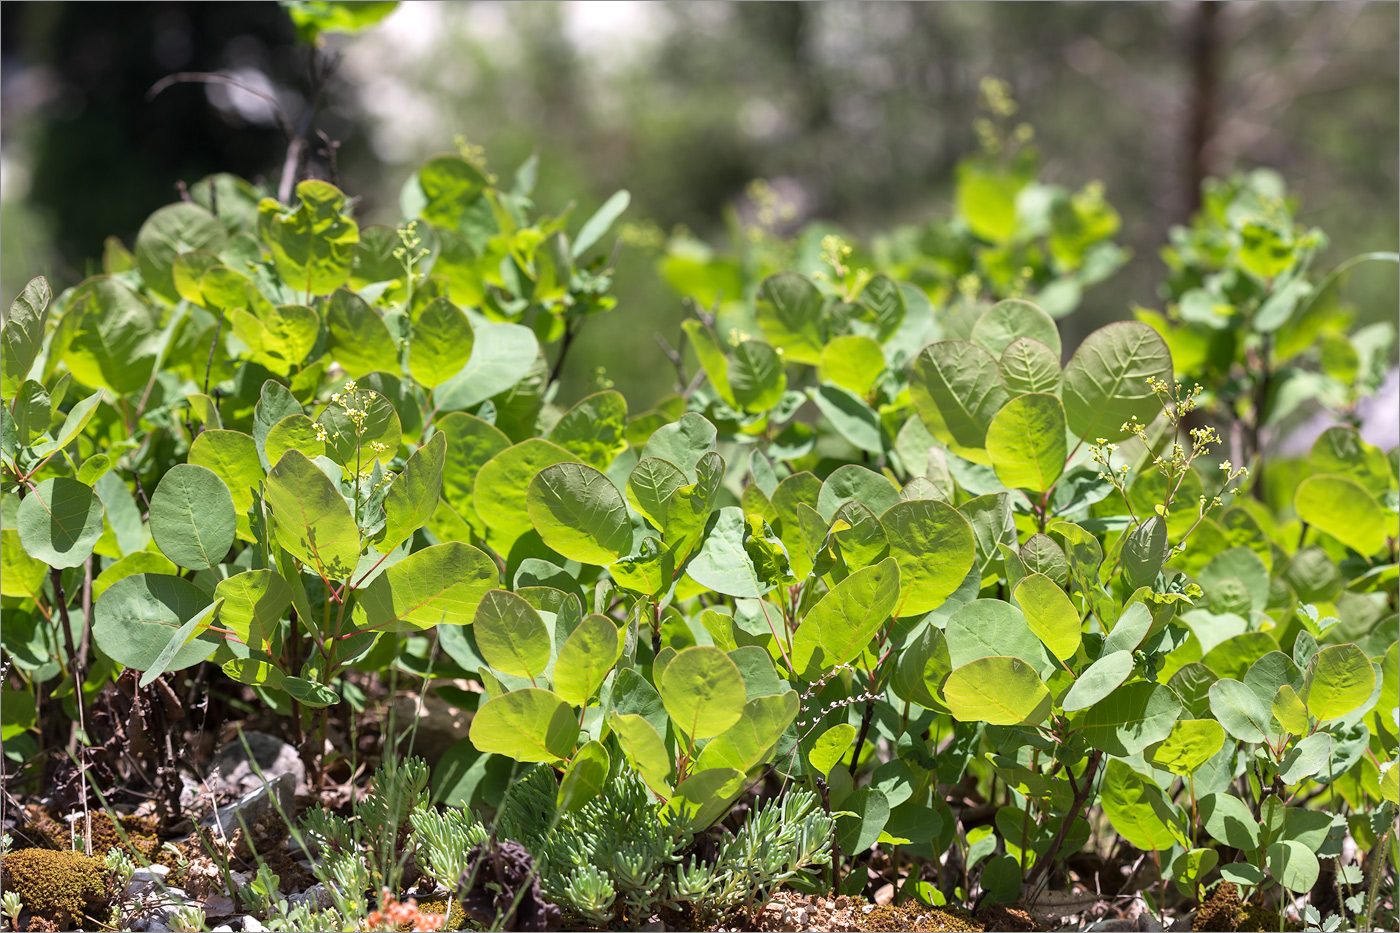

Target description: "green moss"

left=397, top=896, right=468, bottom=931
left=0, top=848, right=113, bottom=931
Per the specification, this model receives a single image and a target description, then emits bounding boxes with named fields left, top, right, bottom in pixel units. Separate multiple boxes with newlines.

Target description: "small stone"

left=211, top=925, right=233, bottom=932
left=286, top=883, right=335, bottom=910
left=835, top=895, right=849, bottom=909
left=640, top=919, right=666, bottom=932
left=202, top=773, right=296, bottom=835
left=213, top=731, right=308, bottom=797
left=874, top=883, right=895, bottom=905
left=242, top=917, right=267, bottom=932
left=147, top=921, right=172, bottom=933
left=862, top=903, right=875, bottom=914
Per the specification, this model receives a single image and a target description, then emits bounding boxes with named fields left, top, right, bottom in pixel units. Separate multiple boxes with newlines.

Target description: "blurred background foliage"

left=3, top=0, right=1396, bottom=406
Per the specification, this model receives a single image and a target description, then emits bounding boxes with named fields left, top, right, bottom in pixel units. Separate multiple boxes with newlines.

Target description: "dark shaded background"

left=3, top=1, right=1396, bottom=404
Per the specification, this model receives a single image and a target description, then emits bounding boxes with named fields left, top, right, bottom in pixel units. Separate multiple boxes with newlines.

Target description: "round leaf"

left=1014, top=573, right=1081, bottom=660
left=1061, top=321, right=1173, bottom=442
left=554, top=613, right=622, bottom=707
left=943, top=656, right=1051, bottom=726
left=17, top=477, right=105, bottom=569
left=474, top=589, right=551, bottom=681
left=881, top=499, right=976, bottom=615
left=469, top=688, right=578, bottom=763
left=659, top=646, right=746, bottom=741
left=526, top=462, right=632, bottom=565
left=149, top=464, right=237, bottom=571
left=92, top=573, right=222, bottom=673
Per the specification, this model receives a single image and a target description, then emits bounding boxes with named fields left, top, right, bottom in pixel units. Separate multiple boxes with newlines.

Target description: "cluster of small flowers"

left=363, top=890, right=445, bottom=932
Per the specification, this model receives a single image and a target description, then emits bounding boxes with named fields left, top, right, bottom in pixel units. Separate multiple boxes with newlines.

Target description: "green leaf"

left=1121, top=516, right=1169, bottom=590
left=1294, top=475, right=1388, bottom=556
left=944, top=599, right=1054, bottom=679
left=317, top=386, right=402, bottom=474
left=474, top=439, right=575, bottom=548
left=1309, top=426, right=1391, bottom=498
left=548, top=391, right=629, bottom=470
left=433, top=322, right=540, bottom=412
left=910, top=340, right=1008, bottom=450
left=189, top=430, right=262, bottom=539
left=1, top=528, right=47, bottom=598
left=474, top=589, right=552, bottom=680
left=639, top=412, right=717, bottom=480
left=51, top=390, right=104, bottom=453
left=821, top=335, right=886, bottom=397
left=17, top=477, right=105, bottom=569
left=943, top=657, right=1050, bottom=726
left=681, top=320, right=737, bottom=408
left=136, top=203, right=228, bottom=303
left=357, top=541, right=497, bottom=631
left=1200, top=792, right=1261, bottom=851
left=213, top=570, right=293, bottom=650
left=252, top=381, right=304, bottom=471
left=1080, top=682, right=1182, bottom=757
left=881, top=499, right=976, bottom=615
left=729, top=340, right=787, bottom=412
left=756, top=272, right=825, bottom=365
left=222, top=659, right=284, bottom=689
left=1061, top=650, right=1134, bottom=712
left=1014, top=573, right=1080, bottom=660
left=380, top=432, right=446, bottom=551
left=972, top=299, right=1062, bottom=358
left=819, top=464, right=901, bottom=521
left=409, top=297, right=474, bottom=388
left=808, top=723, right=857, bottom=778
left=1100, top=759, right=1183, bottom=852
left=558, top=740, right=610, bottom=811
left=1209, top=678, right=1272, bottom=743
left=1266, top=841, right=1320, bottom=894
left=326, top=289, right=399, bottom=378
left=526, top=462, right=632, bottom=565
left=1272, top=685, right=1311, bottom=736
left=149, top=464, right=236, bottom=571
left=470, top=688, right=577, bottom=763
left=436, top=412, right=510, bottom=535
left=139, top=597, right=224, bottom=688
left=835, top=787, right=890, bottom=855
left=573, top=189, right=630, bottom=257
left=695, top=691, right=799, bottom=773
left=1278, top=732, right=1332, bottom=784
left=231, top=303, right=319, bottom=376
left=283, top=677, right=339, bottom=708
left=1146, top=719, right=1226, bottom=776
left=283, top=0, right=398, bottom=42
left=812, top=384, right=883, bottom=454
left=659, top=645, right=747, bottom=741
left=956, top=159, right=1022, bottom=243
left=265, top=449, right=362, bottom=579
left=688, top=507, right=772, bottom=599
left=998, top=338, right=1062, bottom=396
left=257, top=180, right=359, bottom=296
left=805, top=557, right=901, bottom=669
left=10, top=380, right=50, bottom=447
left=58, top=276, right=160, bottom=395
left=985, top=393, right=1066, bottom=492
left=92, top=573, right=222, bottom=673
left=607, top=712, right=673, bottom=797
left=1060, top=321, right=1173, bottom=442
left=2, top=276, right=50, bottom=399
left=264, top=414, right=326, bottom=467
left=1302, top=644, right=1377, bottom=722
left=554, top=613, right=622, bottom=707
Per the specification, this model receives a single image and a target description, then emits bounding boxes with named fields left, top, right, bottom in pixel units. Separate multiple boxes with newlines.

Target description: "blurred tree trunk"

left=1183, top=0, right=1222, bottom=219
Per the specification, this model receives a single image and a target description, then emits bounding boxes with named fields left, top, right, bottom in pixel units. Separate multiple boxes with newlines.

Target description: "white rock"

left=287, top=883, right=335, bottom=910
left=242, top=917, right=268, bottom=932
left=202, top=773, right=296, bottom=835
